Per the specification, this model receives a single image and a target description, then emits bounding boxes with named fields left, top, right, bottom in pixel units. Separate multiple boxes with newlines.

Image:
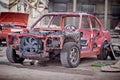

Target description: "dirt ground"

left=0, top=47, right=120, bottom=80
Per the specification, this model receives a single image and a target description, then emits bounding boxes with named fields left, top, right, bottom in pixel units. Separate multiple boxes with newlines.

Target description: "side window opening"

left=82, top=16, right=90, bottom=29
left=64, top=16, right=80, bottom=29
left=90, top=17, right=100, bottom=30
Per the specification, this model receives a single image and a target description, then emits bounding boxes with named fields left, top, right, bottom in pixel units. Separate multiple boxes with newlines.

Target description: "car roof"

left=31, top=12, right=96, bottom=28
left=44, top=12, right=94, bottom=17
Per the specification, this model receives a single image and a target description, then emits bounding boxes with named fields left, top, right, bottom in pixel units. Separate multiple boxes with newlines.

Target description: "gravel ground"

left=0, top=47, right=120, bottom=80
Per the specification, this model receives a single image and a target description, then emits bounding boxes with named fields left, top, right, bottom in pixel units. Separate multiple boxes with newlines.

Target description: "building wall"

left=0, top=0, right=120, bottom=29
left=0, top=0, right=9, bottom=12
left=49, top=0, right=120, bottom=29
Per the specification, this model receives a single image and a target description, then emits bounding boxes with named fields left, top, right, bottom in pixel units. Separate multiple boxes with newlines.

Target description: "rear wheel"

left=119, top=46, right=120, bottom=50
left=6, top=46, right=24, bottom=63
left=97, top=42, right=108, bottom=60
left=60, top=42, right=80, bottom=68
left=0, top=39, right=2, bottom=46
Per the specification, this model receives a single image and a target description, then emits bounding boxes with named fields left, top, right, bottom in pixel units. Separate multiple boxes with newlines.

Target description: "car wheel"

left=0, top=39, right=2, bottom=46
left=118, top=46, right=120, bottom=50
left=6, top=46, right=24, bottom=63
left=60, top=42, right=80, bottom=68
left=97, top=42, right=108, bottom=60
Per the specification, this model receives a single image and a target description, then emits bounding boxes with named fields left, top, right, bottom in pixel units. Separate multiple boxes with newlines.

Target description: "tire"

left=97, top=42, right=108, bottom=60
left=119, top=46, right=120, bottom=50
left=6, top=46, right=24, bottom=63
left=0, top=39, right=1, bottom=46
left=60, top=42, right=80, bottom=68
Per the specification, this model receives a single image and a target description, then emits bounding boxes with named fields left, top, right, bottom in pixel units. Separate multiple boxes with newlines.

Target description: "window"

left=81, top=4, right=95, bottom=14
left=34, top=15, right=61, bottom=28
left=112, top=5, right=120, bottom=17
left=82, top=16, right=90, bottom=29
left=53, top=3, right=67, bottom=12
left=90, top=17, right=100, bottom=30
left=64, top=16, right=80, bottom=29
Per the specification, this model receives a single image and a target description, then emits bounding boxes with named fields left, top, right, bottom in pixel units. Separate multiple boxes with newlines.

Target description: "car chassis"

left=6, top=12, right=113, bottom=68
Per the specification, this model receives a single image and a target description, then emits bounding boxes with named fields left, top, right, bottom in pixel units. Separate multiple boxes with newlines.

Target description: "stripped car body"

left=0, top=12, right=29, bottom=43
left=6, top=12, right=111, bottom=68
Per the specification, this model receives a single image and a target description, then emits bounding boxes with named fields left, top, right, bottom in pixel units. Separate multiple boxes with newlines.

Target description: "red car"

left=6, top=12, right=112, bottom=68
left=0, top=12, right=29, bottom=44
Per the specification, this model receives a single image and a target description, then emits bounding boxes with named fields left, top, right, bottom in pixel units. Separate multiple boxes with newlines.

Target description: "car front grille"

left=20, top=36, right=43, bottom=54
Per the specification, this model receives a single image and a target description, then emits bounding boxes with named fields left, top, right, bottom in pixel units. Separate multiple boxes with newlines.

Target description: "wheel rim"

left=69, top=46, right=79, bottom=65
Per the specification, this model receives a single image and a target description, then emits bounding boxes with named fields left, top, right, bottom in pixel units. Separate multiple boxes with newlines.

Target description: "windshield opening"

left=34, top=15, right=61, bottom=28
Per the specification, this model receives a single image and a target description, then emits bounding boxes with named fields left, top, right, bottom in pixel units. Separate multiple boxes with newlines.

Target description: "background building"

left=0, top=0, right=120, bottom=29
left=49, top=0, right=120, bottom=29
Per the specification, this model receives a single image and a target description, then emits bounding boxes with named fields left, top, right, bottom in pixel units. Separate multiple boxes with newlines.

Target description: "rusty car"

left=6, top=12, right=113, bottom=68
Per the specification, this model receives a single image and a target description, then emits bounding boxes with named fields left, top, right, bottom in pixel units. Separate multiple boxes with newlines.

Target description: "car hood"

left=0, top=12, right=29, bottom=27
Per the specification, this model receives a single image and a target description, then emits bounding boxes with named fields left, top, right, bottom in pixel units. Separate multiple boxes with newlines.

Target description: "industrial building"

left=0, top=0, right=120, bottom=29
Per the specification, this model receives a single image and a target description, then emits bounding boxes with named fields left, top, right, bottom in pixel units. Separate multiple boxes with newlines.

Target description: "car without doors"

left=6, top=12, right=112, bottom=68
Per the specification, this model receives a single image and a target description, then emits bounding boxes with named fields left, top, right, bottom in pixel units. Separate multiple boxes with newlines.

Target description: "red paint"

left=6, top=12, right=111, bottom=59
left=0, top=12, right=29, bottom=41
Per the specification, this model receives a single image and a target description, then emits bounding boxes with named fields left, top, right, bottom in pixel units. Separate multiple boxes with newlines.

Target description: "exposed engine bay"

left=26, top=29, right=62, bottom=36
left=20, top=36, right=43, bottom=54
left=19, top=29, right=80, bottom=54
left=19, top=30, right=63, bottom=54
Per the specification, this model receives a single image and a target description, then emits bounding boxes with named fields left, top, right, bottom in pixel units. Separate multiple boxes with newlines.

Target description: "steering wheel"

left=65, top=24, right=76, bottom=30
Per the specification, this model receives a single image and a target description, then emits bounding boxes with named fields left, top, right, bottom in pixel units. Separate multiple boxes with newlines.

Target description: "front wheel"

left=6, top=46, right=24, bottom=63
left=60, top=42, right=80, bottom=68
